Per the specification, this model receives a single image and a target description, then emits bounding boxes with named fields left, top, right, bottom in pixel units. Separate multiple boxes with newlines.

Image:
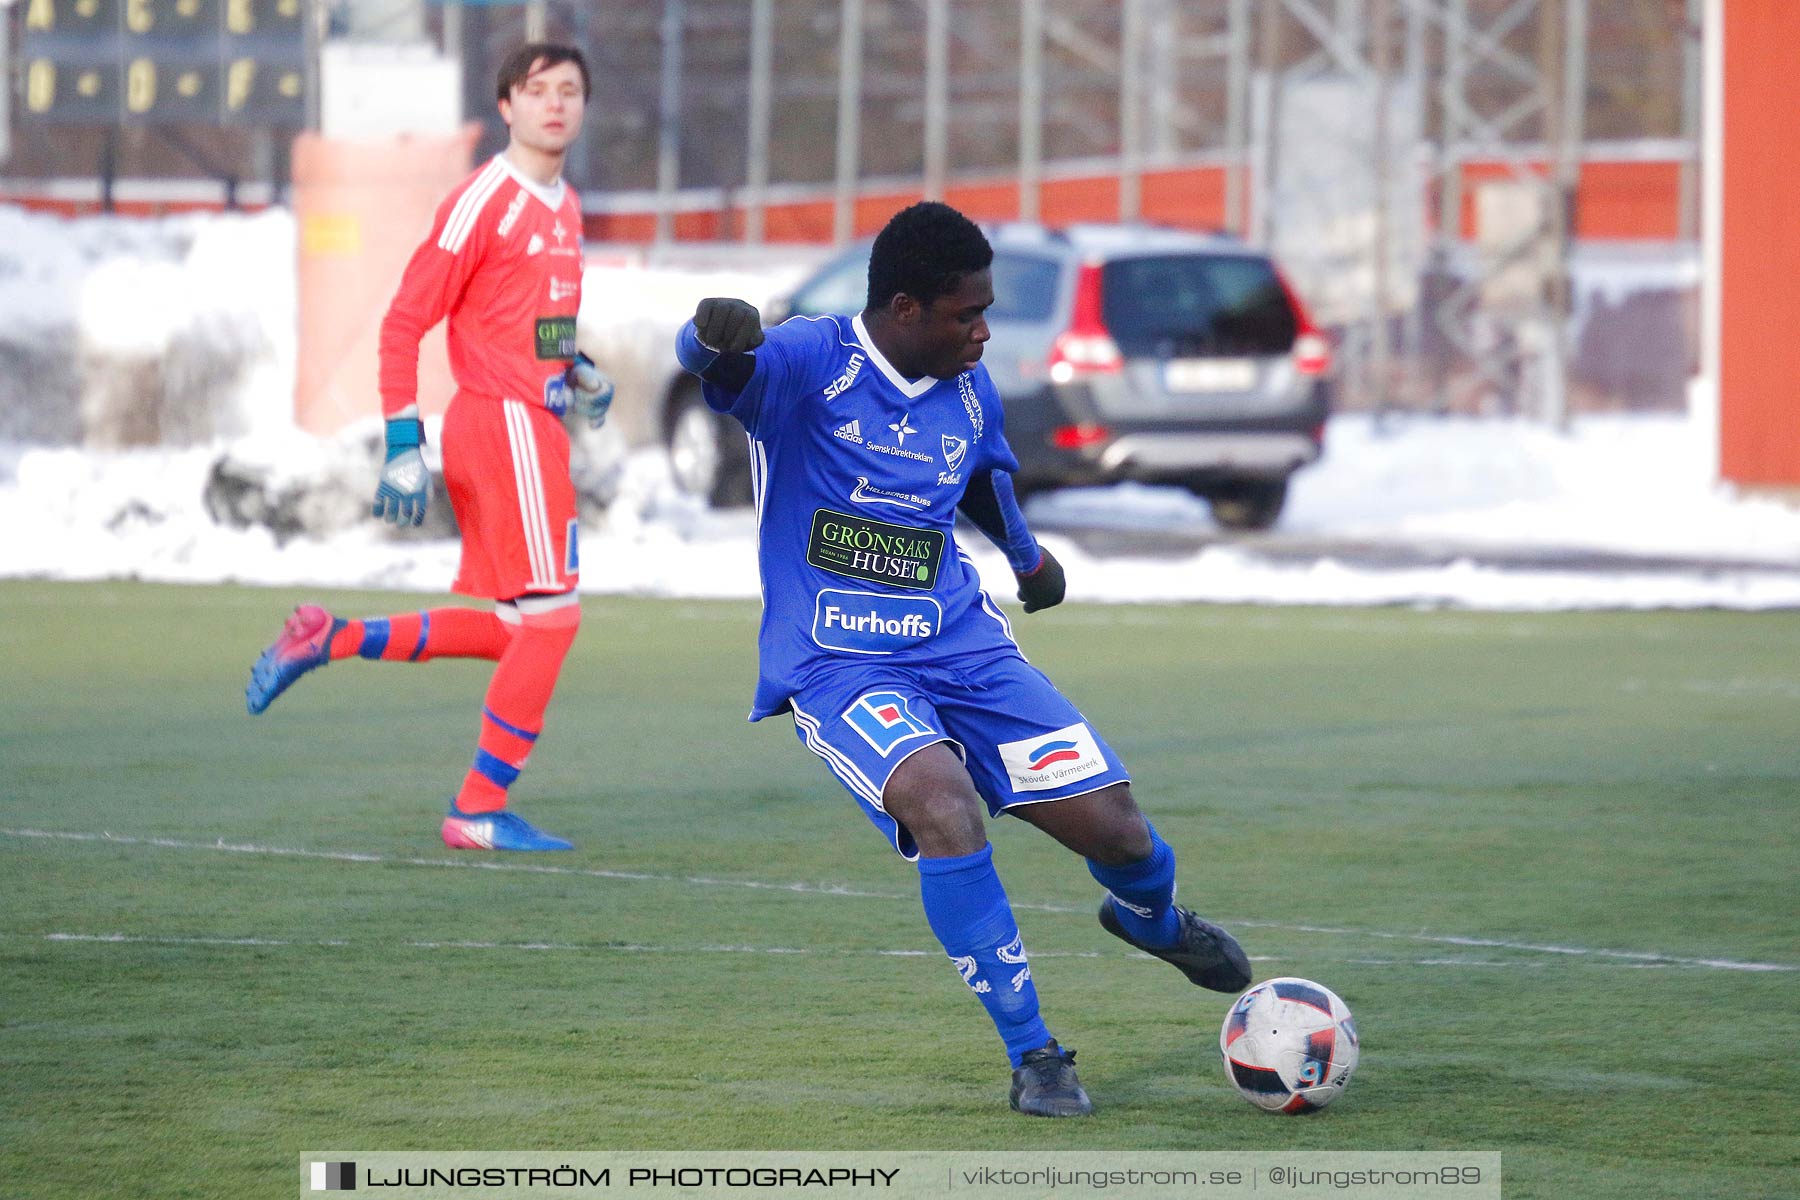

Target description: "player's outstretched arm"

left=958, top=469, right=1065, bottom=612
left=676, top=297, right=762, bottom=394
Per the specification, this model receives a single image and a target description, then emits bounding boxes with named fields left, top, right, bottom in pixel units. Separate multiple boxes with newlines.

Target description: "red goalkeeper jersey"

left=379, top=154, right=586, bottom=417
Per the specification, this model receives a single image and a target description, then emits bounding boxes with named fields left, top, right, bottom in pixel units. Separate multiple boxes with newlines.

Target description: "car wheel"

left=1202, top=478, right=1288, bottom=532
left=666, top=387, right=752, bottom=508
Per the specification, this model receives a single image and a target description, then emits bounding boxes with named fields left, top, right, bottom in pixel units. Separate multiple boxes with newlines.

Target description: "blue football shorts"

left=785, top=650, right=1131, bottom=859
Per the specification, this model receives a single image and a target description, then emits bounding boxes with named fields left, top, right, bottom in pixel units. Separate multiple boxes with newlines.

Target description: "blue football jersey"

left=702, top=313, right=1025, bottom=719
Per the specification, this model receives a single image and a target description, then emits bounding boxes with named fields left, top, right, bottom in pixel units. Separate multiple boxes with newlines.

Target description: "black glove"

left=1015, top=546, right=1066, bottom=613
left=694, top=297, right=765, bottom=354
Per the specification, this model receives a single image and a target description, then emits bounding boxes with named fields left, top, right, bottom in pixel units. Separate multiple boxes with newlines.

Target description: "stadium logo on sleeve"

left=997, top=722, right=1107, bottom=791
left=497, top=189, right=530, bottom=238
left=823, top=353, right=866, bottom=400
left=842, top=691, right=937, bottom=756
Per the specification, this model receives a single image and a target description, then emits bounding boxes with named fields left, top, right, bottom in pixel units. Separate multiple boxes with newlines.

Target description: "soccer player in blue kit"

left=675, top=202, right=1251, bottom=1117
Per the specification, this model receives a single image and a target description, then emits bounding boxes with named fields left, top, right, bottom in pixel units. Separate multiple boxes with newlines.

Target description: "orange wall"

left=1718, top=1, right=1800, bottom=487
left=584, top=158, right=1674, bottom=246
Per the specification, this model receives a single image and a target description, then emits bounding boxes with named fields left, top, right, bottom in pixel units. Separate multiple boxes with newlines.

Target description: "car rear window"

left=1101, top=254, right=1298, bottom=356
left=788, top=250, right=1060, bottom=322
left=989, top=253, right=1060, bottom=322
left=788, top=253, right=868, bottom=318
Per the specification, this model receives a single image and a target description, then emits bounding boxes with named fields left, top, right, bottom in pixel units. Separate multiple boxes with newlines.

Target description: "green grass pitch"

left=2, top=580, right=1796, bottom=1198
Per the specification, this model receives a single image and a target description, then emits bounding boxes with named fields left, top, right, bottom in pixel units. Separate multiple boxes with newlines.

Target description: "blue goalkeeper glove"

left=372, top=416, right=429, bottom=526
left=565, top=353, right=615, bottom=429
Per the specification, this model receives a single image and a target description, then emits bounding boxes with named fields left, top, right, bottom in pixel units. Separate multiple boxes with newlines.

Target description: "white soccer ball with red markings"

left=1219, top=977, right=1359, bottom=1113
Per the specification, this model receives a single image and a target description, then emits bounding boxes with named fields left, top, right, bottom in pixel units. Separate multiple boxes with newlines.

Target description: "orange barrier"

left=583, top=165, right=1239, bottom=245
left=1450, top=159, right=1683, bottom=241
left=1718, top=1, right=1800, bottom=489
left=292, top=127, right=480, bottom=435
left=583, top=156, right=1677, bottom=246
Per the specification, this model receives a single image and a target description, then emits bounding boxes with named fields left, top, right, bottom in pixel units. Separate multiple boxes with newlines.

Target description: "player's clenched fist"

left=694, top=297, right=764, bottom=354
left=1015, top=546, right=1066, bottom=613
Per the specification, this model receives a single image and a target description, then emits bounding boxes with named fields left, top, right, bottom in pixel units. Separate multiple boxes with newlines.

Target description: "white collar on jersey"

left=851, top=313, right=939, bottom=400
left=496, top=153, right=567, bottom=210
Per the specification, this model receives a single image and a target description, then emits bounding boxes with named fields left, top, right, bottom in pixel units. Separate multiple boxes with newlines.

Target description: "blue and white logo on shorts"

left=842, top=691, right=936, bottom=756
left=997, top=721, right=1107, bottom=792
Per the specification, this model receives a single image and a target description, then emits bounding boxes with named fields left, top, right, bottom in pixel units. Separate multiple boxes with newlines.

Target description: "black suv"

left=678, top=223, right=1332, bottom=530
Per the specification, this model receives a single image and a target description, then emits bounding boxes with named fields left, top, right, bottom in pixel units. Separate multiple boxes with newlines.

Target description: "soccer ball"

left=1219, top=977, right=1359, bottom=1113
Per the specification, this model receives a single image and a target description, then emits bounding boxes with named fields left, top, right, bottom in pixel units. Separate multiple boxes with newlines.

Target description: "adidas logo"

left=833, top=420, right=863, bottom=444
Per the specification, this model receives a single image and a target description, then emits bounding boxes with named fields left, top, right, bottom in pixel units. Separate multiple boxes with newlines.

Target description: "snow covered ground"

left=1, top=203, right=1795, bottom=611
left=4, top=409, right=1798, bottom=610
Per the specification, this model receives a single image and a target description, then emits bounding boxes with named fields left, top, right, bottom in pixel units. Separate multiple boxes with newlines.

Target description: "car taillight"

left=1047, top=262, right=1123, bottom=383
left=1050, top=423, right=1112, bottom=450
left=1274, top=268, right=1331, bottom=377
left=1292, top=332, right=1331, bottom=376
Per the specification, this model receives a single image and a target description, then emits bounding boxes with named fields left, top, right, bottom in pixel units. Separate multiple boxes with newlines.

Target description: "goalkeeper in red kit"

left=245, top=44, right=613, bottom=852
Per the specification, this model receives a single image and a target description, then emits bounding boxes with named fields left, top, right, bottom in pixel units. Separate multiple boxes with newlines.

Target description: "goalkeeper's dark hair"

left=866, top=202, right=994, bottom=311
left=497, top=43, right=592, bottom=102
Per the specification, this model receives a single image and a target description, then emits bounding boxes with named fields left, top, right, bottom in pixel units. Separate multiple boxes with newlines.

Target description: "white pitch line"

left=1226, top=918, right=1797, bottom=973
left=5, top=826, right=1794, bottom=974
left=12, top=931, right=1109, bottom=960
left=0, top=827, right=905, bottom=901
left=9, top=933, right=1720, bottom=972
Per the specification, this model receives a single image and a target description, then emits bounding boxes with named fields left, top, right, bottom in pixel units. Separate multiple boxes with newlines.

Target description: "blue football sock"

left=918, top=843, right=1051, bottom=1068
left=1089, top=823, right=1182, bottom=947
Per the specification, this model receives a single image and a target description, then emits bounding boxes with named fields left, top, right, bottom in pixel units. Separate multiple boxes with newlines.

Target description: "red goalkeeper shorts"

left=441, top=393, right=579, bottom=601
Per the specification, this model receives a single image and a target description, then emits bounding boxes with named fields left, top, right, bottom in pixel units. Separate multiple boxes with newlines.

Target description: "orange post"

left=292, top=127, right=481, bottom=435
left=1718, top=2, right=1800, bottom=489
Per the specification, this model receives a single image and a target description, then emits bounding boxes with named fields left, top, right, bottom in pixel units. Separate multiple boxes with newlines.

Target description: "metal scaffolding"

left=414, top=0, right=1694, bottom=422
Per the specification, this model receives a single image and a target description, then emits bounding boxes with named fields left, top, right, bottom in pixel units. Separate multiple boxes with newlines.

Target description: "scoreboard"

left=20, top=0, right=308, bottom=126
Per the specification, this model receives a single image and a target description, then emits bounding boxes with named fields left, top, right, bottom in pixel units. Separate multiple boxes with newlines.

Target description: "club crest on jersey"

left=941, top=434, right=968, bottom=471
left=823, top=353, right=865, bottom=400
left=548, top=219, right=579, bottom=256
left=842, top=691, right=936, bottom=756
left=997, top=722, right=1107, bottom=792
